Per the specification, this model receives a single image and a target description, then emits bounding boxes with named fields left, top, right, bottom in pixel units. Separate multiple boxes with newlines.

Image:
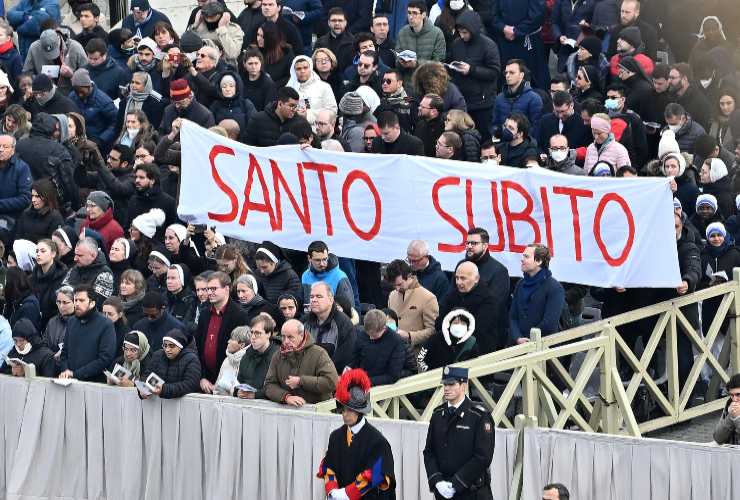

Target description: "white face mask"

left=127, top=127, right=140, bottom=138
left=16, top=342, right=32, bottom=355
left=450, top=323, right=467, bottom=338
left=482, top=158, right=499, bottom=167
left=668, top=124, right=681, bottom=133
left=450, top=0, right=465, bottom=10
left=550, top=149, right=569, bottom=162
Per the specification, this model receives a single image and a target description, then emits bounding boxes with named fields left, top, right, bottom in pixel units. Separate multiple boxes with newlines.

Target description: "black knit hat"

left=619, top=26, right=642, bottom=49
left=579, top=36, right=602, bottom=58
left=180, top=30, right=204, bottom=53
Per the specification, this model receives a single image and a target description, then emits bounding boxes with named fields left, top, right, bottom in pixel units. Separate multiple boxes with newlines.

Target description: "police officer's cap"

left=442, top=366, right=468, bottom=384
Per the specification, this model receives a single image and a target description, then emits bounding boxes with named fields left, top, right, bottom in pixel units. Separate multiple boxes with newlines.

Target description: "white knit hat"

left=131, top=208, right=165, bottom=239
left=658, top=129, right=681, bottom=160
left=708, top=158, right=728, bottom=183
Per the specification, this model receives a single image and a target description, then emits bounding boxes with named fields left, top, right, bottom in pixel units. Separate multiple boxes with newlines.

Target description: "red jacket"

left=80, top=207, right=124, bottom=252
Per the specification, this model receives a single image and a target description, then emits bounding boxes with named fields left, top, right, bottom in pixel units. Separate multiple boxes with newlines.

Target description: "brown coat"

left=263, top=334, right=338, bottom=404
left=388, top=280, right=439, bottom=347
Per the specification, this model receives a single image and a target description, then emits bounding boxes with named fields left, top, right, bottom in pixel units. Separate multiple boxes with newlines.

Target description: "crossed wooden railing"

left=316, top=269, right=740, bottom=437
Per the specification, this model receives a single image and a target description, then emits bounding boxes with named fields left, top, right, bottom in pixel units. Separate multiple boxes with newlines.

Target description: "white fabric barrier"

left=0, top=376, right=518, bottom=500
left=178, top=121, right=680, bottom=288
left=521, top=427, right=740, bottom=500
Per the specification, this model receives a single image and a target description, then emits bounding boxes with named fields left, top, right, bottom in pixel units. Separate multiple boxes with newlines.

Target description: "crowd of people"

left=0, top=0, right=735, bottom=448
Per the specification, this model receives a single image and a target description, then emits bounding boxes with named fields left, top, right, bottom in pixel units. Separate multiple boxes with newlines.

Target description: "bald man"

left=263, top=319, right=339, bottom=405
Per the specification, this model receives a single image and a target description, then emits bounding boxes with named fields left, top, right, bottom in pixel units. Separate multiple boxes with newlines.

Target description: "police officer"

left=423, top=366, right=495, bottom=500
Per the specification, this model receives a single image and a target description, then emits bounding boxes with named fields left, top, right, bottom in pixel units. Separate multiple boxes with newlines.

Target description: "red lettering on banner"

left=238, top=154, right=277, bottom=228
left=539, top=187, right=554, bottom=256
left=341, top=170, right=382, bottom=241
left=465, top=179, right=475, bottom=229
left=207, top=145, right=239, bottom=222
left=432, top=177, right=467, bottom=253
left=271, top=161, right=312, bottom=233
left=593, top=193, right=636, bottom=266
left=552, top=186, right=594, bottom=261
left=501, top=180, right=541, bottom=253
left=304, top=162, right=339, bottom=235
left=488, top=182, right=505, bottom=252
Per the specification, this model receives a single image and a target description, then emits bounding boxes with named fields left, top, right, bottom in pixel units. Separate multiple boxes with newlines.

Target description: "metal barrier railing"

left=316, top=269, right=740, bottom=437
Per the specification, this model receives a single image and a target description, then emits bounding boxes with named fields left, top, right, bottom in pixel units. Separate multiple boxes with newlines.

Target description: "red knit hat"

left=169, top=79, right=192, bottom=101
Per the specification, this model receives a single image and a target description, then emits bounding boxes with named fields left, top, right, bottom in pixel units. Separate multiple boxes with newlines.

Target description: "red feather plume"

left=335, top=368, right=372, bottom=405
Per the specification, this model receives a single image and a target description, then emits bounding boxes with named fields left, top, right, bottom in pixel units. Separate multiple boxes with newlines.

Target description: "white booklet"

left=41, top=65, right=60, bottom=78
left=135, top=380, right=152, bottom=396
left=145, top=372, right=164, bottom=392
left=104, top=364, right=132, bottom=385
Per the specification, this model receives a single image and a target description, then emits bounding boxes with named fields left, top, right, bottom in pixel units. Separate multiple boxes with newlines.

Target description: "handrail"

left=318, top=268, right=740, bottom=437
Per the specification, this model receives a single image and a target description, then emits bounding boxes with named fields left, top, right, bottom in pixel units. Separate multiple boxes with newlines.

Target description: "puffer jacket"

left=287, top=55, right=338, bottom=124
left=241, top=294, right=282, bottom=325
left=492, top=82, right=544, bottom=139
left=62, top=251, right=115, bottom=307
left=143, top=348, right=201, bottom=398
left=459, top=128, right=482, bottom=163
left=210, top=70, right=257, bottom=139
left=449, top=11, right=501, bottom=110
left=236, top=342, right=280, bottom=399
left=68, top=84, right=119, bottom=149
left=263, top=334, right=338, bottom=403
left=257, top=260, right=302, bottom=306
left=31, top=260, right=68, bottom=327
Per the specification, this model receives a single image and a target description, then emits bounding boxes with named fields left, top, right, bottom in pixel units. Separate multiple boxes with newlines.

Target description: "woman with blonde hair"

left=312, top=47, right=343, bottom=100
left=444, top=109, right=482, bottom=162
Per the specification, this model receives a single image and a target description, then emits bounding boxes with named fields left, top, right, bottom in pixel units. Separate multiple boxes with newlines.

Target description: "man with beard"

left=606, top=0, right=657, bottom=61
left=58, top=284, right=116, bottom=382
left=668, top=63, right=711, bottom=130
left=159, top=79, right=215, bottom=136
left=126, top=162, right=177, bottom=232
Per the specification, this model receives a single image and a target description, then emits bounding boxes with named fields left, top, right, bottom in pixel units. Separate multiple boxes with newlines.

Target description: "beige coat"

left=388, top=280, right=439, bottom=347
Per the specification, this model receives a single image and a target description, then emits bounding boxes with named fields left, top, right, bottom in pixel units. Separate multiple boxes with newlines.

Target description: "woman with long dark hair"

left=4, top=267, right=41, bottom=329
left=115, top=109, right=158, bottom=150
left=15, top=179, right=64, bottom=243
left=256, top=21, right=294, bottom=87
left=30, top=238, right=68, bottom=329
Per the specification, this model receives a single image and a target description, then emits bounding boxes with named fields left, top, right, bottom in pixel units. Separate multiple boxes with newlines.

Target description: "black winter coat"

left=143, top=348, right=201, bottom=398
left=371, top=131, right=425, bottom=156
left=166, top=287, right=198, bottom=333
left=257, top=260, right=302, bottom=305
left=1, top=343, right=56, bottom=377
left=158, top=99, right=215, bottom=136
left=60, top=310, right=117, bottom=382
left=210, top=71, right=257, bottom=140
left=116, top=94, right=167, bottom=133
left=25, top=90, right=80, bottom=118
left=126, top=184, right=178, bottom=231
left=86, top=57, right=131, bottom=101
left=132, top=311, right=186, bottom=350
left=244, top=102, right=310, bottom=147
left=351, top=327, right=406, bottom=386
left=241, top=71, right=278, bottom=112
left=437, top=281, right=502, bottom=354
left=8, top=293, right=42, bottom=330
left=414, top=117, right=445, bottom=157
left=14, top=206, right=64, bottom=243
left=449, top=11, right=501, bottom=110
left=195, top=299, right=249, bottom=382
left=459, top=128, right=482, bottom=163
left=303, top=306, right=356, bottom=373
left=31, top=261, right=68, bottom=327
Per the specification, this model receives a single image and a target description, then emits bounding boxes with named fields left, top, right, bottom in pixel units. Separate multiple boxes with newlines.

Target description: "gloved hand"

left=435, top=481, right=455, bottom=499
left=328, top=488, right=350, bottom=500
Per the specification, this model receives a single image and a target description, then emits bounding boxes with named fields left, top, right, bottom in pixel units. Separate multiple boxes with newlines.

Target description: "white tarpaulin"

left=179, top=121, right=681, bottom=288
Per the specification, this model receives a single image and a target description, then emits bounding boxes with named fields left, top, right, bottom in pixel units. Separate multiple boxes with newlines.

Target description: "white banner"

left=179, top=121, right=681, bottom=287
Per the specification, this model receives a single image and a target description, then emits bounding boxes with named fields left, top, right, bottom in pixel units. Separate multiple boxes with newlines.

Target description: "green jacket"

left=395, top=18, right=446, bottom=83
left=236, top=342, right=280, bottom=399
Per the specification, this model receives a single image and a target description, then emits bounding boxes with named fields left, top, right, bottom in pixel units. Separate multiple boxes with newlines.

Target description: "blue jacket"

left=60, top=310, right=116, bottom=381
left=492, top=82, right=544, bottom=139
left=551, top=0, right=595, bottom=41
left=415, top=255, right=450, bottom=305
left=509, top=268, right=565, bottom=342
left=7, top=0, right=60, bottom=59
left=493, top=0, right=544, bottom=37
left=69, top=85, right=118, bottom=149
left=283, top=0, right=323, bottom=54
left=0, top=46, right=23, bottom=85
left=351, top=327, right=406, bottom=386
left=0, top=155, right=32, bottom=218
left=301, top=254, right=356, bottom=310
left=86, top=56, right=131, bottom=101
left=121, top=9, right=172, bottom=40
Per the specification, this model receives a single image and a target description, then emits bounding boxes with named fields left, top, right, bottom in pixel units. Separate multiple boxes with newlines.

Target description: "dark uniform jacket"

left=423, top=397, right=495, bottom=500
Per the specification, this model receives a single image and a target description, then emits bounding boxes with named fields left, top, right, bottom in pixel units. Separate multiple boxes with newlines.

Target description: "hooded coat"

left=286, top=55, right=338, bottom=124
left=263, top=333, right=338, bottom=403
left=301, top=253, right=355, bottom=312
left=0, top=318, right=55, bottom=377
left=449, top=11, right=501, bottom=111
left=210, top=70, right=257, bottom=138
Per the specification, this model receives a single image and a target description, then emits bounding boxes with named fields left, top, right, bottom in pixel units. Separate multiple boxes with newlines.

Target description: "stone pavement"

left=645, top=411, right=721, bottom=443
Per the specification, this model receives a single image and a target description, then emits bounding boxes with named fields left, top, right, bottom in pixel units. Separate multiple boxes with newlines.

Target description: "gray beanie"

left=71, top=68, right=92, bottom=87
left=87, top=191, right=113, bottom=211
left=339, top=92, right=364, bottom=116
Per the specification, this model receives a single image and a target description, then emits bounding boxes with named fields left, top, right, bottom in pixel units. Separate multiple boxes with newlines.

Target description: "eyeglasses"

left=314, top=121, right=330, bottom=127
left=549, top=146, right=568, bottom=152
left=314, top=58, right=330, bottom=64
left=135, top=153, right=149, bottom=160
left=107, top=154, right=121, bottom=161
left=197, top=52, right=209, bottom=58
left=465, top=241, right=483, bottom=246
left=123, top=346, right=139, bottom=353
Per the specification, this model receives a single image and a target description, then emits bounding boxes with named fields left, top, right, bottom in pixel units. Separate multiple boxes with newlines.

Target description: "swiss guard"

left=423, top=366, right=495, bottom=499
left=317, top=368, right=396, bottom=499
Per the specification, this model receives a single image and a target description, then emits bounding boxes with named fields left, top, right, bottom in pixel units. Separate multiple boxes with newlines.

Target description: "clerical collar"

left=350, top=417, right=366, bottom=434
